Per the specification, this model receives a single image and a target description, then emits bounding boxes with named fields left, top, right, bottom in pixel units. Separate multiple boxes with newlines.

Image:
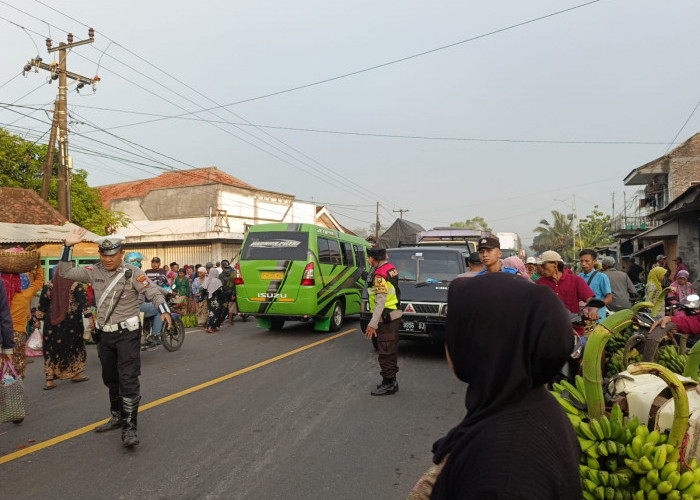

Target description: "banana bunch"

left=607, top=330, right=634, bottom=359
left=180, top=314, right=198, bottom=328
left=551, top=375, right=589, bottom=417
left=658, top=346, right=688, bottom=375
left=607, top=349, right=642, bottom=378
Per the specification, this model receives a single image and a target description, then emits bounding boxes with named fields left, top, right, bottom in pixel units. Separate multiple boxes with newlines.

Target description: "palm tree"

left=532, top=210, right=575, bottom=261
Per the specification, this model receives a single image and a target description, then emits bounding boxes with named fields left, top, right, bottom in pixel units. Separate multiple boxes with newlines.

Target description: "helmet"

left=125, top=251, right=145, bottom=268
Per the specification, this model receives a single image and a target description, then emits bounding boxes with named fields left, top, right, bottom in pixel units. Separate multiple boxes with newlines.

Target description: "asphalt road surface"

left=1, top=317, right=466, bottom=500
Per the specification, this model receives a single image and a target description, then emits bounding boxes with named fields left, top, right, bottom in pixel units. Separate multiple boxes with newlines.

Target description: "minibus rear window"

left=241, top=232, right=309, bottom=261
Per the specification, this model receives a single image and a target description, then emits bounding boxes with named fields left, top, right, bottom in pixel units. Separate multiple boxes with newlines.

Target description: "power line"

left=56, top=103, right=678, bottom=145
left=661, top=95, right=700, bottom=155
left=9, top=3, right=394, bottom=206
left=47, top=0, right=603, bottom=124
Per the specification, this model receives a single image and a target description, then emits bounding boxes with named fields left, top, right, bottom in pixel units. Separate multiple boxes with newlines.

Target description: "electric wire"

left=35, top=0, right=603, bottom=122
left=661, top=96, right=700, bottom=156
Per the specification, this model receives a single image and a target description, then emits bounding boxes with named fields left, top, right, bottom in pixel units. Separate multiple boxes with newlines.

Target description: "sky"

left=1, top=0, right=699, bottom=250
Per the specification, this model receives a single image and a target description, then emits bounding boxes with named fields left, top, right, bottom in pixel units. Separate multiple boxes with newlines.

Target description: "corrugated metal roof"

left=0, top=222, right=100, bottom=244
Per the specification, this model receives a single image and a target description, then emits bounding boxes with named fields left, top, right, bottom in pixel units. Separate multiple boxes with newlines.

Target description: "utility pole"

left=393, top=208, right=409, bottom=220
left=24, top=29, right=98, bottom=219
left=40, top=101, right=58, bottom=200
left=375, top=202, right=380, bottom=240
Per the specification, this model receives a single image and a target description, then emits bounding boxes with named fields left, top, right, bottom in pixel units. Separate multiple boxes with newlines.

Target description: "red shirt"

left=670, top=314, right=700, bottom=335
left=536, top=272, right=595, bottom=315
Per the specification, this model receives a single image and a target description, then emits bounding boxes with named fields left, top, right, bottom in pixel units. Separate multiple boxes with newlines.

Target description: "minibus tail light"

left=301, top=262, right=315, bottom=286
left=235, top=262, right=244, bottom=285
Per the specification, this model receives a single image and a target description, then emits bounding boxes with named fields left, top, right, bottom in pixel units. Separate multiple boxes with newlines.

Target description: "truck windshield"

left=241, top=232, right=309, bottom=261
left=387, top=250, right=462, bottom=282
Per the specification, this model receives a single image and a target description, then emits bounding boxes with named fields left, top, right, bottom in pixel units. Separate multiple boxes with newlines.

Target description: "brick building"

left=613, top=132, right=700, bottom=281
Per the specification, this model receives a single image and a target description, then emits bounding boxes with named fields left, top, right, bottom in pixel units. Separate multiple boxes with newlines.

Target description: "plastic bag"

left=25, top=328, right=43, bottom=357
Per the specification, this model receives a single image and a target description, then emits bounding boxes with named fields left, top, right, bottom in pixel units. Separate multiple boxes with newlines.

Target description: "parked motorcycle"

left=552, top=298, right=606, bottom=386
left=141, top=286, right=186, bottom=352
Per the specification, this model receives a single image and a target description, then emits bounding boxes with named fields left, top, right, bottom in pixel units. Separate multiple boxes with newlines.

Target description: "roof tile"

left=97, top=167, right=254, bottom=208
left=0, top=187, right=68, bottom=225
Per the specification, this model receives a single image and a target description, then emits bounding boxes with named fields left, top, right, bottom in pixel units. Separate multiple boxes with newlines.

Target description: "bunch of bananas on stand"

left=551, top=302, right=700, bottom=499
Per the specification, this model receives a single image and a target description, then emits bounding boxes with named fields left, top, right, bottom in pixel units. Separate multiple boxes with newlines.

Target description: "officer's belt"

left=97, top=316, right=140, bottom=333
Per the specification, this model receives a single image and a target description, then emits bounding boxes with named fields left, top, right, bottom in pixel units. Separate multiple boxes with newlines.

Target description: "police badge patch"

left=136, top=275, right=150, bottom=287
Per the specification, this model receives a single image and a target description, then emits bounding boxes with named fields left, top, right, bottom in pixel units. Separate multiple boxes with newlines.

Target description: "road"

left=1, top=318, right=466, bottom=500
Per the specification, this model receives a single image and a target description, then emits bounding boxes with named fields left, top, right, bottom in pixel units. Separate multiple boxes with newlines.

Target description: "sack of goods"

left=0, top=361, right=26, bottom=423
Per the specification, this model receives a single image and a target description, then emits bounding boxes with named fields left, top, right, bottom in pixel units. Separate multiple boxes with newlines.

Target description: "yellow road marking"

left=0, top=328, right=356, bottom=465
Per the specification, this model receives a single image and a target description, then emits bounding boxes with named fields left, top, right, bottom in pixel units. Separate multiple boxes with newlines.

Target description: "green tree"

left=450, top=216, right=492, bottom=232
left=577, top=206, right=613, bottom=250
left=532, top=210, right=575, bottom=261
left=0, top=127, right=129, bottom=235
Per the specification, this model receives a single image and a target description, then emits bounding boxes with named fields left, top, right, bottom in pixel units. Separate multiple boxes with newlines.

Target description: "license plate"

left=260, top=271, right=284, bottom=280
left=401, top=321, right=426, bottom=332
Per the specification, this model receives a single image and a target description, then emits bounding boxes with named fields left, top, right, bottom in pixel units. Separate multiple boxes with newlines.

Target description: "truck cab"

left=360, top=247, right=468, bottom=343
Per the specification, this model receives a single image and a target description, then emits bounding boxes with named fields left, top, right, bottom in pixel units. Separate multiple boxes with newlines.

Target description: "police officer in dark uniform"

left=364, top=247, right=402, bottom=396
left=59, top=228, right=172, bottom=447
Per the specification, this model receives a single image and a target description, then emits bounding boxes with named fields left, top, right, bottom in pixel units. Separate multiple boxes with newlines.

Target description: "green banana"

left=582, top=309, right=636, bottom=419
left=600, top=415, right=612, bottom=439
left=580, top=422, right=598, bottom=441
left=652, top=444, right=666, bottom=469
left=591, top=419, right=606, bottom=441
left=627, top=362, right=689, bottom=460
left=676, top=471, right=694, bottom=491
left=560, top=379, right=586, bottom=405
left=683, top=340, right=700, bottom=381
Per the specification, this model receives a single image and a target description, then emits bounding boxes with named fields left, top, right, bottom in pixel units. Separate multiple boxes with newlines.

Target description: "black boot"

left=121, top=396, right=141, bottom=447
left=371, top=378, right=398, bottom=396
left=95, top=388, right=124, bottom=433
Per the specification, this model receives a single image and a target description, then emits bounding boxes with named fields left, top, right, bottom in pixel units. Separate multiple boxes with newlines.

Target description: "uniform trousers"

left=376, top=318, right=400, bottom=379
left=97, top=328, right=141, bottom=398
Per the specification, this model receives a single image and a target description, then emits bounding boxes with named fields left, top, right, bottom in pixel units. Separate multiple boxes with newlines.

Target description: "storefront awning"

left=628, top=240, right=664, bottom=258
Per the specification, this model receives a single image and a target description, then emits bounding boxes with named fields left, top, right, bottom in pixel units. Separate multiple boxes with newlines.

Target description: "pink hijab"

left=502, top=256, right=531, bottom=280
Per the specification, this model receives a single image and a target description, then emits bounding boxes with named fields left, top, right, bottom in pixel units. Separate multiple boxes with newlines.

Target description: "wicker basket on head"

left=0, top=250, right=39, bottom=274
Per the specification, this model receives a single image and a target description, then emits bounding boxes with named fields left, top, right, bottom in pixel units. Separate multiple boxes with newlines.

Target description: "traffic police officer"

left=59, top=228, right=171, bottom=447
left=364, top=247, right=402, bottom=396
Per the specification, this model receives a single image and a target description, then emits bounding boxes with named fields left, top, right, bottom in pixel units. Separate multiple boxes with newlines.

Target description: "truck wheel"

left=269, top=318, right=285, bottom=330
left=329, top=300, right=344, bottom=332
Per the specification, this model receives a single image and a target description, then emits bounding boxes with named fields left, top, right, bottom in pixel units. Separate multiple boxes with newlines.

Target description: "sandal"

left=206, top=327, right=214, bottom=334
left=71, top=375, right=90, bottom=383
left=43, top=382, right=57, bottom=390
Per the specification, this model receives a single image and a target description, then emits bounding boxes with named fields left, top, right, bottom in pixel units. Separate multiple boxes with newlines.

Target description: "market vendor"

left=650, top=312, right=700, bottom=336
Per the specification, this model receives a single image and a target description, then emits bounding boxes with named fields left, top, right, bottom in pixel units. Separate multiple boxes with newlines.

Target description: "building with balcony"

left=615, top=132, right=700, bottom=279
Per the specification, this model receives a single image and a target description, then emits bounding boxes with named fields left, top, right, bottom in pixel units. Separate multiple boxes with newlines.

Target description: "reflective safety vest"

left=368, top=262, right=400, bottom=312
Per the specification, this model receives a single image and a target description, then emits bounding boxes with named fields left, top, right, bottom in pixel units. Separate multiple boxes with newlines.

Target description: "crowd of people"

left=0, top=253, right=244, bottom=396
left=125, top=254, right=245, bottom=334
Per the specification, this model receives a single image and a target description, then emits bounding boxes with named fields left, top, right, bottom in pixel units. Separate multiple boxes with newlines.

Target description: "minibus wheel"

left=329, top=300, right=345, bottom=332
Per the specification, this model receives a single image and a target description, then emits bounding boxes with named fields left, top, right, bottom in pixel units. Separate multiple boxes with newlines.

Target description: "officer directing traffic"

left=59, top=228, right=172, bottom=447
left=364, top=247, right=402, bottom=396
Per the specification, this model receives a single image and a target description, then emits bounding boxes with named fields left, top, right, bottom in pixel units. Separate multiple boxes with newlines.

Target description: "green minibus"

left=235, top=223, right=371, bottom=331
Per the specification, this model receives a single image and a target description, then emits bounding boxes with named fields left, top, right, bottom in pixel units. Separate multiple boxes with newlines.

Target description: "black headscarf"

left=431, top=272, right=576, bottom=499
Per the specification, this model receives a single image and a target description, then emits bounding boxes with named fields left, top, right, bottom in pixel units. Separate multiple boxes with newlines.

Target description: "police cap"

left=367, top=247, right=386, bottom=260
left=94, top=235, right=125, bottom=256
left=477, top=236, right=500, bottom=251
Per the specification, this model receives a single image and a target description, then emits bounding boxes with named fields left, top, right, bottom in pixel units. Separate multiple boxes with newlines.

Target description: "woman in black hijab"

left=430, top=272, right=581, bottom=500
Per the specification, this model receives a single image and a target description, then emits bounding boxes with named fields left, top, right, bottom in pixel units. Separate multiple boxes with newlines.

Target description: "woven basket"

left=0, top=250, right=39, bottom=274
